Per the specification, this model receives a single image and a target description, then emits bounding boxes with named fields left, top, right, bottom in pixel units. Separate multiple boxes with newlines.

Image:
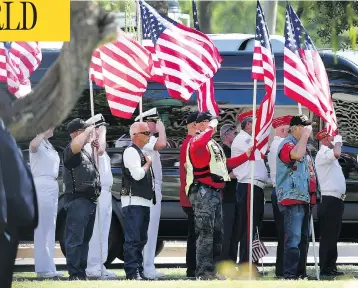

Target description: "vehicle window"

left=332, top=92, right=358, bottom=147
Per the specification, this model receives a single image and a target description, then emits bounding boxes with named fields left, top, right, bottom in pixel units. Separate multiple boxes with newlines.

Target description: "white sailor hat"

left=134, top=108, right=160, bottom=122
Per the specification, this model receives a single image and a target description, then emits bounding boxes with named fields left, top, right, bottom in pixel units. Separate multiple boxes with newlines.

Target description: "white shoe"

left=143, top=270, right=166, bottom=279
left=37, top=271, right=62, bottom=278
left=102, top=267, right=117, bottom=278
left=87, top=267, right=117, bottom=279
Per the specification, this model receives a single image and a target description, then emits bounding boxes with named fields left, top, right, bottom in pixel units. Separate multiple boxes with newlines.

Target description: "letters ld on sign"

left=0, top=0, right=70, bottom=41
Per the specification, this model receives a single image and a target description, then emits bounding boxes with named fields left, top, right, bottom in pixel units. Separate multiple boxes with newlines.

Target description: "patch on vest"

left=245, top=138, right=251, bottom=144
left=277, top=188, right=283, bottom=198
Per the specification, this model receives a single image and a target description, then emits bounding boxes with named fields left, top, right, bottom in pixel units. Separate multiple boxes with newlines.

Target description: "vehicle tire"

left=58, top=217, right=66, bottom=257
left=105, top=215, right=123, bottom=266
left=155, top=240, right=164, bottom=257
left=58, top=212, right=124, bottom=266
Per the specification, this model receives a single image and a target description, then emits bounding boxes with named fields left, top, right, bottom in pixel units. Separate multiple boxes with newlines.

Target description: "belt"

left=241, top=180, right=266, bottom=190
left=322, top=192, right=346, bottom=201
left=34, top=175, right=58, bottom=181
left=195, top=181, right=221, bottom=192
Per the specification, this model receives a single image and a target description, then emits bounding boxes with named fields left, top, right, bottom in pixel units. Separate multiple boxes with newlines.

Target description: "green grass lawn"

left=12, top=266, right=358, bottom=288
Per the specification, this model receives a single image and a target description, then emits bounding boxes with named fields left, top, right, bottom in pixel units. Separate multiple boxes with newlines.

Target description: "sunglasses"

left=224, top=126, right=237, bottom=135
left=133, top=131, right=150, bottom=136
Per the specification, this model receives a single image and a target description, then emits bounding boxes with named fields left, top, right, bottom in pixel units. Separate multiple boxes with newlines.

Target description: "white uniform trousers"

left=86, top=187, right=112, bottom=274
left=143, top=183, right=162, bottom=273
left=34, top=177, right=59, bottom=274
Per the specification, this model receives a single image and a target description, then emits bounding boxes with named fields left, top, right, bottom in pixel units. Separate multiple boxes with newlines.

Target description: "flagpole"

left=136, top=0, right=143, bottom=122
left=249, top=79, right=258, bottom=280
left=89, top=74, right=104, bottom=279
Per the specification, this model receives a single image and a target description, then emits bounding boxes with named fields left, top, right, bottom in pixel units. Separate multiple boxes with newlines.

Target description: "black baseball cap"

left=196, top=111, right=218, bottom=123
left=67, top=118, right=90, bottom=134
left=185, top=111, right=199, bottom=125
left=289, top=114, right=312, bottom=127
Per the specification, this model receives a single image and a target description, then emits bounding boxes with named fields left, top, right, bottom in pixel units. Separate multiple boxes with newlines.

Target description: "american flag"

left=89, top=35, right=153, bottom=119
left=140, top=0, right=222, bottom=102
left=0, top=42, right=42, bottom=98
left=252, top=227, right=268, bottom=262
left=192, top=0, right=219, bottom=116
left=251, top=1, right=276, bottom=160
left=284, top=3, right=338, bottom=135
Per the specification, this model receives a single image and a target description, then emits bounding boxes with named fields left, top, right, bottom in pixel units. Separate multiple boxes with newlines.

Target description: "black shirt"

left=222, top=144, right=237, bottom=203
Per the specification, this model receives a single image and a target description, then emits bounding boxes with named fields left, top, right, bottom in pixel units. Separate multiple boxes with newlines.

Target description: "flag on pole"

left=251, top=1, right=276, bottom=159
left=89, top=35, right=154, bottom=119
left=252, top=228, right=268, bottom=262
left=139, top=0, right=222, bottom=102
left=284, top=3, right=338, bottom=135
left=0, top=42, right=42, bottom=98
left=191, top=0, right=219, bottom=116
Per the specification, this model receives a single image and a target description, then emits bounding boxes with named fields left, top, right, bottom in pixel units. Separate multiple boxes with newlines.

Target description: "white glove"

left=332, top=134, right=343, bottom=146
left=209, top=119, right=218, bottom=128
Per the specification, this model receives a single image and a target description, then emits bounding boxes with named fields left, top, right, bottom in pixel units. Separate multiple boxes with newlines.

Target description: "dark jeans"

left=0, top=225, right=19, bottom=288
left=189, top=185, right=223, bottom=278
left=182, top=206, right=196, bottom=277
left=122, top=205, right=150, bottom=278
left=221, top=202, right=240, bottom=263
left=64, top=198, right=96, bottom=279
left=281, top=204, right=310, bottom=279
left=271, top=188, right=284, bottom=277
left=236, top=182, right=264, bottom=263
left=318, top=195, right=344, bottom=273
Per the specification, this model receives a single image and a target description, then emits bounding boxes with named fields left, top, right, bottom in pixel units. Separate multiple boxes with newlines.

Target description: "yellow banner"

left=0, top=0, right=70, bottom=41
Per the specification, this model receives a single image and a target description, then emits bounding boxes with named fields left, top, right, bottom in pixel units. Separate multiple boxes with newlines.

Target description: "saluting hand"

left=91, top=139, right=100, bottom=149
left=302, top=125, right=313, bottom=138
left=156, top=120, right=165, bottom=133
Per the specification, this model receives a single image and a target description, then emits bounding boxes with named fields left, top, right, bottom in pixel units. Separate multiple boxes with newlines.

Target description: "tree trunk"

left=198, top=1, right=212, bottom=33
left=296, top=1, right=306, bottom=18
left=0, top=1, right=117, bottom=140
left=263, top=0, right=278, bottom=34
left=148, top=0, right=168, bottom=16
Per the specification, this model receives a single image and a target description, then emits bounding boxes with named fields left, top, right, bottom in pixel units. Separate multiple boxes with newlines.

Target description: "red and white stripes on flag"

left=140, top=0, right=222, bottom=102
left=251, top=1, right=276, bottom=160
left=141, top=38, right=165, bottom=84
left=284, top=3, right=338, bottom=135
left=0, top=42, right=42, bottom=98
left=89, top=35, right=153, bottom=119
left=196, top=78, right=219, bottom=116
left=252, top=236, right=269, bottom=262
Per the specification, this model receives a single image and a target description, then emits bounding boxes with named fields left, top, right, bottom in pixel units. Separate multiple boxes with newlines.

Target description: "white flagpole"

left=136, top=0, right=143, bottom=122
left=89, top=74, right=104, bottom=279
left=249, top=79, right=258, bottom=279
left=296, top=102, right=319, bottom=280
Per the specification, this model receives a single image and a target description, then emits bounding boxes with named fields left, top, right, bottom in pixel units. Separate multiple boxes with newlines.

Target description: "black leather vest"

left=62, top=147, right=101, bottom=201
left=121, top=144, right=155, bottom=203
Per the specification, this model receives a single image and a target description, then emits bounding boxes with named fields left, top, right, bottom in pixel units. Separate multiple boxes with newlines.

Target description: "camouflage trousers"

left=189, top=184, right=224, bottom=278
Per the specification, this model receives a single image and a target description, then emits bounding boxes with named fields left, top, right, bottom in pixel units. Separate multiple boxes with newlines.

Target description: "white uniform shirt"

left=143, top=136, right=162, bottom=186
left=315, top=144, right=346, bottom=198
left=231, top=130, right=268, bottom=184
left=267, top=136, right=285, bottom=187
left=30, top=140, right=60, bottom=179
left=121, top=146, right=153, bottom=208
left=84, top=144, right=113, bottom=190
